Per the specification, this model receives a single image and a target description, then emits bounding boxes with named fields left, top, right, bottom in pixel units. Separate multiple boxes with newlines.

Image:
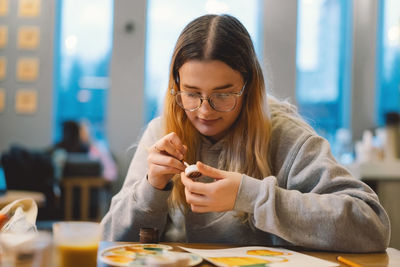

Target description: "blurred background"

left=0, top=0, right=399, bottom=247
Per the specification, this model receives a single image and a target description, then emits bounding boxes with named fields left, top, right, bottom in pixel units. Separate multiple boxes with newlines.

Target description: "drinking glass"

left=52, top=221, right=101, bottom=267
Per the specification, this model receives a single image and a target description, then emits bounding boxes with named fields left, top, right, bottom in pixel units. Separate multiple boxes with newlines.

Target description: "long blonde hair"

left=163, top=15, right=272, bottom=209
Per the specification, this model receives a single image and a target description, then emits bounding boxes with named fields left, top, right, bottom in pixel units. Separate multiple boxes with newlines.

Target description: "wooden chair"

left=61, top=176, right=110, bottom=221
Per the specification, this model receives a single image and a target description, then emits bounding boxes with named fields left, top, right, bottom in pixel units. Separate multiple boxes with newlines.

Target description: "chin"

left=199, top=129, right=220, bottom=137
left=195, top=125, right=219, bottom=136
left=196, top=126, right=226, bottom=140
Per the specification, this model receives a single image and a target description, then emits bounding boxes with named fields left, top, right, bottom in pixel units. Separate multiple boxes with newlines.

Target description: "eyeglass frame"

left=170, top=82, right=247, bottom=112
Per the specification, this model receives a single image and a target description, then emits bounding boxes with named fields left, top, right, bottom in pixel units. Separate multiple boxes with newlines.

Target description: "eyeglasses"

left=170, top=83, right=246, bottom=112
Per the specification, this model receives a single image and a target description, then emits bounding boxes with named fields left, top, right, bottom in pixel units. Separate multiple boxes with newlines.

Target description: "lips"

left=198, top=118, right=220, bottom=125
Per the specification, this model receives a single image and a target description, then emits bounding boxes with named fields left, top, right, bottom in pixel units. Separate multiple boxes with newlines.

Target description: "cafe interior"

left=1, top=0, right=400, bottom=266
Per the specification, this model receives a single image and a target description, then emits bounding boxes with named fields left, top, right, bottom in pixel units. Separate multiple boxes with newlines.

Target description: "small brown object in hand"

left=184, top=162, right=202, bottom=179
left=139, top=228, right=159, bottom=243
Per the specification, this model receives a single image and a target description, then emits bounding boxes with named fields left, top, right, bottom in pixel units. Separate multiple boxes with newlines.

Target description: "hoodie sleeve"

left=101, top=117, right=172, bottom=241
left=234, top=117, right=390, bottom=252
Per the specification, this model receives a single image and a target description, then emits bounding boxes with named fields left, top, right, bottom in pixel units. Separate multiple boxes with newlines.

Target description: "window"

left=144, top=0, right=262, bottom=122
left=296, top=0, right=352, bottom=144
left=53, top=0, right=114, bottom=142
left=376, top=0, right=400, bottom=126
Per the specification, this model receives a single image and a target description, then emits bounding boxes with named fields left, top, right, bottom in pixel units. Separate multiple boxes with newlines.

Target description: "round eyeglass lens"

left=210, top=94, right=236, bottom=111
left=177, top=93, right=199, bottom=110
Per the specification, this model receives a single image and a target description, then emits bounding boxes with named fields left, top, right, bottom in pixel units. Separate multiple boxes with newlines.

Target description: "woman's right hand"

left=147, top=132, right=187, bottom=190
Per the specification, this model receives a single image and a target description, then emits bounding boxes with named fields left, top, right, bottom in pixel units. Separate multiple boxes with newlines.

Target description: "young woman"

left=101, top=14, right=390, bottom=252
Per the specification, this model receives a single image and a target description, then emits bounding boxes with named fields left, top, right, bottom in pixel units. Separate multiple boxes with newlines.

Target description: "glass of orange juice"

left=53, top=221, right=101, bottom=267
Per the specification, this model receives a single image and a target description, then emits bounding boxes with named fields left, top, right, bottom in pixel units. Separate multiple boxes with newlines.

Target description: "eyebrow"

left=182, top=83, right=234, bottom=90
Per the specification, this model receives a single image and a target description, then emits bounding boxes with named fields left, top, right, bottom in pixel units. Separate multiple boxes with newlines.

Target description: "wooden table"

left=97, top=242, right=400, bottom=266
left=0, top=190, right=45, bottom=209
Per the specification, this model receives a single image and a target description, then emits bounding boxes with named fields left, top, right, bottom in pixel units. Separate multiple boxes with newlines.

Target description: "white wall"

left=0, top=0, right=55, bottom=151
left=351, top=0, right=378, bottom=140
left=107, top=0, right=147, bottom=189
left=263, top=0, right=298, bottom=104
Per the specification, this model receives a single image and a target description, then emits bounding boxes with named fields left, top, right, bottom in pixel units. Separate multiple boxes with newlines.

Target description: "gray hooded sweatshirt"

left=101, top=103, right=390, bottom=253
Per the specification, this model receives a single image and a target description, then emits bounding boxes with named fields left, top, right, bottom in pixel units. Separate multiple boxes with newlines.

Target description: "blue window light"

left=376, top=0, right=400, bottom=126
left=296, top=0, right=352, bottom=145
left=53, top=0, right=114, bottom=142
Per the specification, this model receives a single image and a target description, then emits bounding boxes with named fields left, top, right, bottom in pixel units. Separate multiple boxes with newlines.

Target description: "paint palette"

left=99, top=244, right=202, bottom=266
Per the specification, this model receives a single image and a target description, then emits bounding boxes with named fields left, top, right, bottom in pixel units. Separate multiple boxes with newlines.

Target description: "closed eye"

left=212, top=93, right=232, bottom=99
left=182, top=91, right=201, bottom=98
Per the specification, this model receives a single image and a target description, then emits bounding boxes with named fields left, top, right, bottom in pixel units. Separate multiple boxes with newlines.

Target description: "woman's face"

left=178, top=60, right=245, bottom=142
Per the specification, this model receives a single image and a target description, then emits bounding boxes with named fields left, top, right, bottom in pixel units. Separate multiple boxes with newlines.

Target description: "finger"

left=180, top=172, right=209, bottom=194
left=155, top=140, right=182, bottom=160
left=184, top=187, right=211, bottom=211
left=196, top=161, right=227, bottom=180
left=182, top=144, right=188, bottom=155
left=149, top=153, right=185, bottom=172
left=152, top=141, right=183, bottom=162
left=149, top=163, right=184, bottom=176
left=166, top=132, right=187, bottom=156
left=184, top=187, right=207, bottom=205
left=156, top=133, right=185, bottom=160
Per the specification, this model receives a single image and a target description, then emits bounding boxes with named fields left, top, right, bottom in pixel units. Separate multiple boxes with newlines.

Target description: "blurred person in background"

left=79, top=120, right=117, bottom=181
left=51, top=120, right=117, bottom=181
left=53, top=120, right=89, bottom=153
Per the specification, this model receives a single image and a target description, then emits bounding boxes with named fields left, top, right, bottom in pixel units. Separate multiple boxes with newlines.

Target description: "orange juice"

left=53, top=222, right=101, bottom=267
left=57, top=243, right=98, bottom=267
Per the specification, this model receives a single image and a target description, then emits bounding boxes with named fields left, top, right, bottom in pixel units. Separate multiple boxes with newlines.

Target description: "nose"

left=198, top=98, right=214, bottom=113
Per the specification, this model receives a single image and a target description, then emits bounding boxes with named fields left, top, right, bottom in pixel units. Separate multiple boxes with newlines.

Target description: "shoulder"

left=268, top=97, right=315, bottom=139
left=143, top=116, right=164, bottom=135
left=139, top=116, right=165, bottom=144
left=147, top=116, right=163, bottom=131
left=267, top=97, right=322, bottom=173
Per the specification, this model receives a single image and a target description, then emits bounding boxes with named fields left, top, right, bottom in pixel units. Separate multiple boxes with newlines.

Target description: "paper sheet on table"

left=180, top=246, right=338, bottom=267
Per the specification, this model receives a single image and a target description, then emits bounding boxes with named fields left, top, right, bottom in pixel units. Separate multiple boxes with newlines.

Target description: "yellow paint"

left=247, top=249, right=292, bottom=256
left=210, top=256, right=270, bottom=266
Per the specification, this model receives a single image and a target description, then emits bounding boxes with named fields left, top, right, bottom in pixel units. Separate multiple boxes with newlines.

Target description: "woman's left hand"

left=180, top=161, right=242, bottom=212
